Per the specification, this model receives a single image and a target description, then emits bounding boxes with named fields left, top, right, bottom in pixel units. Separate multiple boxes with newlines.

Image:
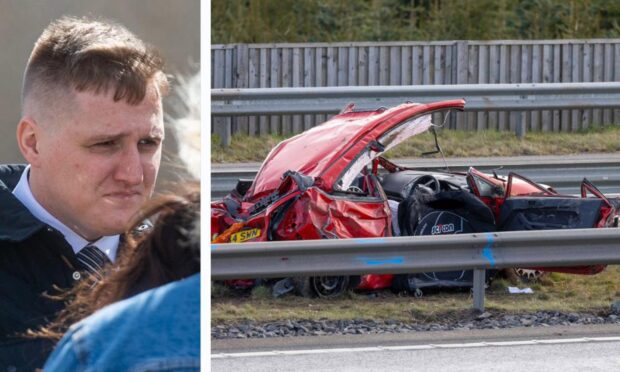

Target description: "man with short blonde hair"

left=0, top=16, right=168, bottom=369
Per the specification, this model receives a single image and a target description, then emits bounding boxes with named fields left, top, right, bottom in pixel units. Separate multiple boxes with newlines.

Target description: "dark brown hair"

left=33, top=184, right=200, bottom=341
left=23, top=16, right=168, bottom=108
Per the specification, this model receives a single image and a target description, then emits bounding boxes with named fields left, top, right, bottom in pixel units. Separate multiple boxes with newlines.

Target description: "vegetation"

left=212, top=0, right=620, bottom=44
left=211, top=266, right=620, bottom=324
left=211, top=125, right=620, bottom=163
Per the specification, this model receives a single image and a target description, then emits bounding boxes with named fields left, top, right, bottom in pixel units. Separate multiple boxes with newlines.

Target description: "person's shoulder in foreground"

left=44, top=273, right=200, bottom=372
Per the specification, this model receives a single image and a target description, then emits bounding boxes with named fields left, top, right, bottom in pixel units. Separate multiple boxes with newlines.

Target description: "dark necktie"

left=76, top=244, right=111, bottom=279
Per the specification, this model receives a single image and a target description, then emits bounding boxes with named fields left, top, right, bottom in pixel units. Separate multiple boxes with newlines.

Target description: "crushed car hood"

left=244, top=99, right=466, bottom=202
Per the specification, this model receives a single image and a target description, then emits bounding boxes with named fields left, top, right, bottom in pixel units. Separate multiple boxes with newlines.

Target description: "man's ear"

left=17, top=117, right=42, bottom=167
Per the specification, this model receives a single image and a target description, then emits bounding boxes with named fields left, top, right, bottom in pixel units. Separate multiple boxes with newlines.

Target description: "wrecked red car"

left=212, top=99, right=619, bottom=297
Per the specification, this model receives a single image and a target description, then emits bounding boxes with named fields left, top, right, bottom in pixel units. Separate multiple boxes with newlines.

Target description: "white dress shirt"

left=12, top=165, right=119, bottom=262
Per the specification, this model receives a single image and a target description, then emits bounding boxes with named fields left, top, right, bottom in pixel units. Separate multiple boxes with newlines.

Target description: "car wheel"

left=512, top=268, right=548, bottom=282
left=293, top=276, right=350, bottom=298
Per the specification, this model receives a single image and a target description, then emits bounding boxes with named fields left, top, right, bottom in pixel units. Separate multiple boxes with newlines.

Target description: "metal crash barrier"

left=211, top=228, right=620, bottom=311
left=211, top=82, right=620, bottom=116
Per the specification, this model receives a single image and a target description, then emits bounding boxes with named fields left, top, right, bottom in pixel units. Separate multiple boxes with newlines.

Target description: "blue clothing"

left=44, top=274, right=200, bottom=372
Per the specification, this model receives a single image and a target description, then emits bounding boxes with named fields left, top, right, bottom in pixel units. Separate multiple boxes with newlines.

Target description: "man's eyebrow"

left=87, top=130, right=164, bottom=142
left=87, top=133, right=125, bottom=143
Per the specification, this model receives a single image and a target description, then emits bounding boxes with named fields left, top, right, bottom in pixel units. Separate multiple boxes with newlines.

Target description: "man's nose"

left=114, top=146, right=144, bottom=185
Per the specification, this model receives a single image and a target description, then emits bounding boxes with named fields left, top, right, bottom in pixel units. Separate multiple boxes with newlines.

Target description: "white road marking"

left=211, top=336, right=620, bottom=359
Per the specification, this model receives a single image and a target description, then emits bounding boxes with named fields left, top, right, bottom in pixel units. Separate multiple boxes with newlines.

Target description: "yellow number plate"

left=230, top=228, right=261, bottom=243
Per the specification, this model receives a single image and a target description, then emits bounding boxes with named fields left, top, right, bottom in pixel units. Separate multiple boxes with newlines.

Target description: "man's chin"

left=94, top=201, right=146, bottom=233
left=95, top=214, right=140, bottom=236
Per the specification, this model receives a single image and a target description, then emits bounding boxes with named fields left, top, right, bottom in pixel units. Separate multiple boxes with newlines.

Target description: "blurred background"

left=0, top=0, right=200, bottom=189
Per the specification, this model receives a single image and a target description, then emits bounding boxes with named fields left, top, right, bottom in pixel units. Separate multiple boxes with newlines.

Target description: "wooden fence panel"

left=291, top=47, right=303, bottom=133
left=603, top=43, right=614, bottom=126
left=212, top=46, right=232, bottom=144
left=487, top=45, right=499, bottom=131
left=540, top=45, right=550, bottom=131
left=379, top=46, right=389, bottom=85
left=412, top=45, right=423, bottom=85
left=281, top=48, right=292, bottom=135
left=455, top=41, right=468, bottom=130
left=390, top=46, right=400, bottom=85
left=269, top=48, right=281, bottom=135
left=571, top=44, right=582, bottom=132
left=583, top=42, right=591, bottom=129
left=400, top=46, right=411, bottom=85
left=303, top=47, right=314, bottom=131
left=498, top=44, right=509, bottom=131
left=233, top=45, right=249, bottom=135
left=476, top=45, right=488, bottom=131
left=509, top=44, right=520, bottom=132
left=615, top=44, right=620, bottom=123
left=592, top=43, right=603, bottom=127
left=212, top=40, right=620, bottom=138
left=348, top=47, right=358, bottom=87
left=433, top=45, right=445, bottom=126
left=528, top=45, right=546, bottom=132
left=258, top=48, right=269, bottom=135
left=521, top=44, right=532, bottom=131
left=552, top=44, right=561, bottom=132
left=560, top=43, right=572, bottom=132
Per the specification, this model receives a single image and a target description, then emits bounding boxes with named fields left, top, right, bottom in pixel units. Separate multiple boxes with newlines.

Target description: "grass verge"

left=211, top=126, right=620, bottom=163
left=211, top=266, right=620, bottom=324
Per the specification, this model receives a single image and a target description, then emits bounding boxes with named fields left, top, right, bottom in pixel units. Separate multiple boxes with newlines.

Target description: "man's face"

left=30, top=84, right=164, bottom=240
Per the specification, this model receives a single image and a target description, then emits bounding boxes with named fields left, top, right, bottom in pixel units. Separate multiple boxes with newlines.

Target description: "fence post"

left=473, top=268, right=486, bottom=311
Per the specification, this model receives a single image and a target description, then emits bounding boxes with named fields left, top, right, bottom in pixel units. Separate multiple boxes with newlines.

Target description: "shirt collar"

left=12, top=165, right=119, bottom=262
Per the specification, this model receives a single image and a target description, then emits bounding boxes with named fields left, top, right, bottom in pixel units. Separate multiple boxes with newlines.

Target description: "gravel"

left=211, top=309, right=620, bottom=340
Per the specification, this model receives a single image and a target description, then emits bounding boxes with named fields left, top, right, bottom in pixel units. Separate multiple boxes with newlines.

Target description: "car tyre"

left=293, top=276, right=350, bottom=298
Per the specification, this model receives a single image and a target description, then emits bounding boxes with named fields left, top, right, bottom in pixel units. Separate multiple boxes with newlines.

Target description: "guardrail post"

left=515, top=111, right=526, bottom=140
left=213, top=119, right=232, bottom=147
left=473, top=268, right=485, bottom=311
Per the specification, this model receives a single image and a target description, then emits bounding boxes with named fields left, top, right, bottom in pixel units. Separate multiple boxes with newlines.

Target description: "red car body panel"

left=245, top=100, right=466, bottom=202
left=272, top=188, right=392, bottom=241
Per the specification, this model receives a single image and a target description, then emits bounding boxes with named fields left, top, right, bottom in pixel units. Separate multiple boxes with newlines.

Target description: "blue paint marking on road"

left=357, top=256, right=404, bottom=266
left=482, top=233, right=496, bottom=267
left=354, top=238, right=389, bottom=245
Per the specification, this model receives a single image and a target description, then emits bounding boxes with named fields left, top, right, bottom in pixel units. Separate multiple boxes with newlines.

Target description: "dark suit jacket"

left=0, top=164, right=127, bottom=370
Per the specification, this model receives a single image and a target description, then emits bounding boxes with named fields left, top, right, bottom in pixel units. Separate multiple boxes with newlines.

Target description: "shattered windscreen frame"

left=335, top=114, right=433, bottom=192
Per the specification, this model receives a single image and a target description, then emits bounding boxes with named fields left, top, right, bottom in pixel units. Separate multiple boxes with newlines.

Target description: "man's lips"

left=104, top=191, right=142, bottom=199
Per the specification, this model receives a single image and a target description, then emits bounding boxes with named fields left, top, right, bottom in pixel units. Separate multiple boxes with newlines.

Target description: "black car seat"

left=392, top=188, right=497, bottom=294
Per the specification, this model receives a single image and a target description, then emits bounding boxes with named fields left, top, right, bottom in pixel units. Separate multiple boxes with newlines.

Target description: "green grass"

left=211, top=125, right=620, bottom=163
left=211, top=266, right=620, bottom=324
